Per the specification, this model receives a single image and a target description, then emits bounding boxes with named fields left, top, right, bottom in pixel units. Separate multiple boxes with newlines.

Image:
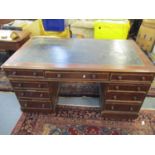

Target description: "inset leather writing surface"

left=2, top=37, right=145, bottom=69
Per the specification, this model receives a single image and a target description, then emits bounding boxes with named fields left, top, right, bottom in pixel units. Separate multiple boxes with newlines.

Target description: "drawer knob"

left=130, top=107, right=133, bottom=111
left=20, top=92, right=24, bottom=96
left=83, top=74, right=86, bottom=78
left=92, top=74, right=96, bottom=79
left=111, top=106, right=114, bottom=110
left=142, top=76, right=146, bottom=81
left=12, top=71, right=16, bottom=75
left=113, top=95, right=117, bottom=100
left=33, top=72, right=37, bottom=76
left=118, top=76, right=122, bottom=80
left=18, top=83, right=22, bottom=87
left=42, top=104, right=45, bottom=108
left=137, top=87, right=141, bottom=91
left=57, top=74, right=62, bottom=78
left=115, top=86, right=119, bottom=90
left=40, top=93, right=43, bottom=97
left=24, top=103, right=27, bottom=107
left=133, top=96, right=137, bottom=100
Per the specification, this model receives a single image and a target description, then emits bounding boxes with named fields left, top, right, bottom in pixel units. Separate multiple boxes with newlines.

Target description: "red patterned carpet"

left=11, top=109, right=155, bottom=135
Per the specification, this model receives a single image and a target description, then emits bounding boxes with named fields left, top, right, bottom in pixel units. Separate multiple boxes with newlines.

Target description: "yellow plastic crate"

left=94, top=20, right=130, bottom=39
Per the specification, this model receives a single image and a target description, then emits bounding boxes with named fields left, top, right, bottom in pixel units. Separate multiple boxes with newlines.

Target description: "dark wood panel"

left=107, top=84, right=150, bottom=92
left=104, top=104, right=140, bottom=112
left=11, top=81, right=48, bottom=89
left=106, top=91, right=146, bottom=101
left=20, top=100, right=52, bottom=110
left=111, top=73, right=154, bottom=82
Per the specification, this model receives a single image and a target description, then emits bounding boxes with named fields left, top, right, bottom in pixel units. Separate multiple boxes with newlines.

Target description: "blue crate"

left=42, top=19, right=65, bottom=32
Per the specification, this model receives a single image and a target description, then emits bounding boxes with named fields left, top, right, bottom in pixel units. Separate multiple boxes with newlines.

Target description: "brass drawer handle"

left=42, top=104, right=45, bottom=108
left=130, top=107, right=133, bottom=111
left=137, top=87, right=141, bottom=91
left=133, top=96, right=137, bottom=100
left=57, top=74, right=62, bottom=78
left=113, top=95, right=117, bottom=100
left=38, top=84, right=42, bottom=88
left=33, top=72, right=37, bottom=76
left=24, top=103, right=27, bottom=107
left=20, top=92, right=24, bottom=96
left=12, top=71, right=16, bottom=75
left=118, top=76, right=122, bottom=80
left=115, top=86, right=119, bottom=90
left=92, top=74, right=96, bottom=79
left=18, top=83, right=22, bottom=87
left=111, top=105, right=114, bottom=110
left=40, top=93, right=43, bottom=97
left=142, top=76, right=146, bottom=81
left=82, top=74, right=86, bottom=78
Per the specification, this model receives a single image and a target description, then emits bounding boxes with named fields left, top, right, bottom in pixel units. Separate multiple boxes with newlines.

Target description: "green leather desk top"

left=2, top=37, right=154, bottom=72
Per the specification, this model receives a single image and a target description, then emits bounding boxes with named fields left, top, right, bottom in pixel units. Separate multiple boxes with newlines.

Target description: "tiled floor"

left=0, top=91, right=155, bottom=135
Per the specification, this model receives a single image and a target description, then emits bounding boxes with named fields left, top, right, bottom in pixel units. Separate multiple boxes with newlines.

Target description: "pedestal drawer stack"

left=5, top=69, right=58, bottom=112
left=101, top=73, right=154, bottom=119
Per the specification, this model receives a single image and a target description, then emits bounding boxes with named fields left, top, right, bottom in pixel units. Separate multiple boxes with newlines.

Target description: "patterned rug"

left=11, top=109, right=155, bottom=135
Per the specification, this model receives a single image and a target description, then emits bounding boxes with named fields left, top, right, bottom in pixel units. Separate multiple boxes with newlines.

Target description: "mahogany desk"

left=2, top=37, right=155, bottom=119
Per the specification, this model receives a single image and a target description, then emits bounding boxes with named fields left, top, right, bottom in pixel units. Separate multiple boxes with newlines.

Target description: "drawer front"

left=111, top=73, right=154, bottom=82
left=20, top=100, right=52, bottom=109
left=104, top=104, right=140, bottom=112
left=108, top=84, right=150, bottom=92
left=15, top=90, right=50, bottom=99
left=5, top=70, right=44, bottom=78
left=45, top=71, right=109, bottom=81
left=11, top=81, right=48, bottom=89
left=106, top=92, right=146, bottom=101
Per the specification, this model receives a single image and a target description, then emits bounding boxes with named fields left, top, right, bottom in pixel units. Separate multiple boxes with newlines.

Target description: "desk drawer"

left=5, top=69, right=44, bottom=78
left=11, top=81, right=48, bottom=89
left=45, top=71, right=109, bottom=81
left=15, top=90, right=50, bottom=99
left=107, top=84, right=150, bottom=92
left=104, top=104, right=140, bottom=112
left=106, top=91, right=146, bottom=101
left=111, top=73, right=154, bottom=82
left=20, top=100, right=52, bottom=109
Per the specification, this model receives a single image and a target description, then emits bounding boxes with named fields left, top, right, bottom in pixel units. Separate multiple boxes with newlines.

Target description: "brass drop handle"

left=92, top=74, right=96, bottom=79
left=133, top=96, right=137, bottom=100
left=118, top=76, right=122, bottom=80
left=111, top=105, right=114, bottom=110
left=137, top=87, right=141, bottom=91
left=42, top=104, right=45, bottom=108
left=115, top=86, right=119, bottom=90
left=18, top=83, right=22, bottom=87
left=20, top=92, right=24, bottom=96
left=33, top=72, right=37, bottom=76
left=40, top=93, right=43, bottom=97
left=113, top=95, right=117, bottom=100
left=83, top=74, right=86, bottom=78
left=130, top=107, right=133, bottom=111
left=12, top=71, right=16, bottom=75
left=57, top=74, right=62, bottom=78
left=24, top=103, right=27, bottom=107
left=142, top=76, right=146, bottom=81
left=38, top=84, right=42, bottom=88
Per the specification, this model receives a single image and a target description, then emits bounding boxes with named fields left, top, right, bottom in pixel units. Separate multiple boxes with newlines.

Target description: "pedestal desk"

left=2, top=37, right=155, bottom=119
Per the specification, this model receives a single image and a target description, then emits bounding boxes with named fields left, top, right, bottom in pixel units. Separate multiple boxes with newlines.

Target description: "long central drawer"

left=45, top=71, right=109, bottom=81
